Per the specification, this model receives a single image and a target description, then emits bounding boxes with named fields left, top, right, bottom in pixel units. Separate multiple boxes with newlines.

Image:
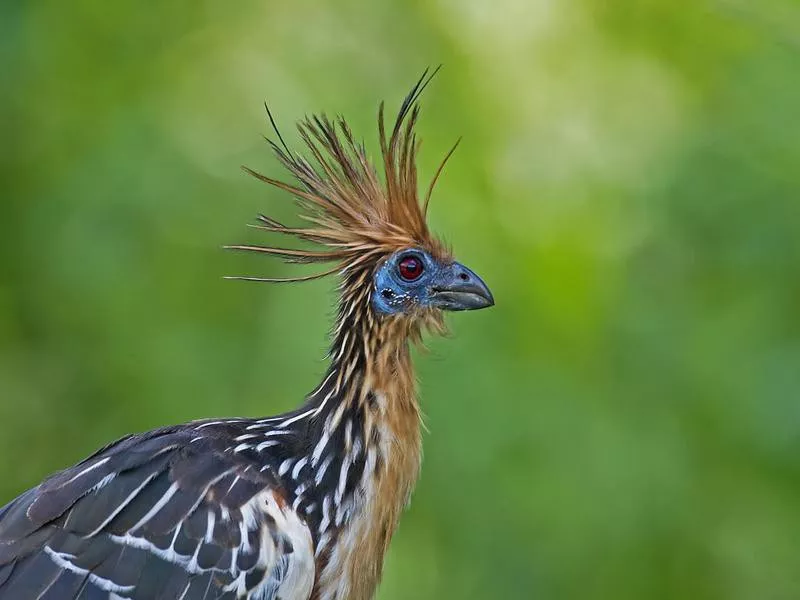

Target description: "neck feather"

left=304, top=270, right=424, bottom=598
left=303, top=267, right=420, bottom=421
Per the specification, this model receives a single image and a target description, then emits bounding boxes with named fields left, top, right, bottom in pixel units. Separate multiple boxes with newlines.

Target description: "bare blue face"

left=371, top=248, right=494, bottom=315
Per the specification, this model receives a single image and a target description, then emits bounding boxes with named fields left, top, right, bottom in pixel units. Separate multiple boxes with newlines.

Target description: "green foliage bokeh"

left=2, top=1, right=800, bottom=598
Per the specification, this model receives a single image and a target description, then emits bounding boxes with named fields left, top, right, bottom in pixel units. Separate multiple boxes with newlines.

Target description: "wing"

left=0, top=426, right=315, bottom=599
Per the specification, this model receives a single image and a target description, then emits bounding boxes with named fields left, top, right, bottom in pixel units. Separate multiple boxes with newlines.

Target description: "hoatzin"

left=0, top=70, right=494, bottom=599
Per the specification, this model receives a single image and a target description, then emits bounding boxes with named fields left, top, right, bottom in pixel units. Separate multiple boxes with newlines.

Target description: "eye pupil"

left=398, top=255, right=424, bottom=281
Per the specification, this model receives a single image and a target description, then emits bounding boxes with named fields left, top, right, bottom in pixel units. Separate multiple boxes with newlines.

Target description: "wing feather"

left=0, top=427, right=315, bottom=599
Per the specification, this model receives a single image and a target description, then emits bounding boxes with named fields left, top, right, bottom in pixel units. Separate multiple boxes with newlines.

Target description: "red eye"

left=398, top=255, right=424, bottom=281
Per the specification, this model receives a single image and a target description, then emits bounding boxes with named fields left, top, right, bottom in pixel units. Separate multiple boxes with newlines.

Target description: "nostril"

left=458, top=272, right=469, bottom=282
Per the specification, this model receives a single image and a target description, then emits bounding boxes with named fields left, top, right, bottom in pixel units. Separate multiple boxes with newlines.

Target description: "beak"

left=429, top=262, right=495, bottom=311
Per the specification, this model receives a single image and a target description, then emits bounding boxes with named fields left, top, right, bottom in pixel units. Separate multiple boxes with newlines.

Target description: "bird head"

left=370, top=248, right=493, bottom=314
left=228, top=69, right=493, bottom=340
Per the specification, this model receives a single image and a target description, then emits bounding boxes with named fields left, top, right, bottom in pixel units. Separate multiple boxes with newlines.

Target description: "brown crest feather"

left=232, top=69, right=452, bottom=283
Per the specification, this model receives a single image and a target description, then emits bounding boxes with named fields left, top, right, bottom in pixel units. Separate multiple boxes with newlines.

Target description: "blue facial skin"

left=371, top=248, right=494, bottom=315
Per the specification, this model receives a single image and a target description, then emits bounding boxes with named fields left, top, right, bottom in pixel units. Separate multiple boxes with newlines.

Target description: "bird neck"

left=305, top=269, right=422, bottom=423
left=303, top=275, right=424, bottom=598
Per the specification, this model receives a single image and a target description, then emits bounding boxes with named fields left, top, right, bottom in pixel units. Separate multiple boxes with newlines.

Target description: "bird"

left=0, top=69, right=494, bottom=600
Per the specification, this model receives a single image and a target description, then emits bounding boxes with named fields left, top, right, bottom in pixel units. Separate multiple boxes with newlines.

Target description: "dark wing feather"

left=0, top=427, right=315, bottom=600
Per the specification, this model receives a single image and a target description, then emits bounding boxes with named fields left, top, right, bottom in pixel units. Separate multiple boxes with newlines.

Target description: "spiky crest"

left=226, top=68, right=455, bottom=285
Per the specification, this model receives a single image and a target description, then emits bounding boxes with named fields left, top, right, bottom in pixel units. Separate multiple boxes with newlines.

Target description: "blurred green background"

left=2, top=0, right=800, bottom=598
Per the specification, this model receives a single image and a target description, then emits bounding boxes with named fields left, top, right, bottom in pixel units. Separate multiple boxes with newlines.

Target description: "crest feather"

left=228, top=68, right=454, bottom=283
